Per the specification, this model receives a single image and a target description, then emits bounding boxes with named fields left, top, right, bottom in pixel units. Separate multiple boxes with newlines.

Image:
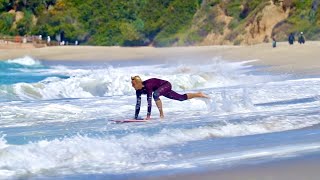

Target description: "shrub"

left=0, top=13, right=14, bottom=35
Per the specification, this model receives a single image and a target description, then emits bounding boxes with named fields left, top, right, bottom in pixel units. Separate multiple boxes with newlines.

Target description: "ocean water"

left=0, top=56, right=319, bottom=179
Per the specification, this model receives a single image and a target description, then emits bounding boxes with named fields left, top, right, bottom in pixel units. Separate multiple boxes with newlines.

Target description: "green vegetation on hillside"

left=0, top=0, right=319, bottom=46
left=273, top=0, right=320, bottom=40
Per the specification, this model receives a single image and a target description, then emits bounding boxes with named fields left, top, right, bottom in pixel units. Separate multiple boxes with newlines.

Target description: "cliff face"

left=191, top=0, right=320, bottom=45
left=195, top=1, right=290, bottom=45
left=241, top=1, right=289, bottom=44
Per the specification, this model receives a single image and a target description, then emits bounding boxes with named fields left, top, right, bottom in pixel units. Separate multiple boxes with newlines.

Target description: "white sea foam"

left=181, top=143, right=320, bottom=168
left=0, top=111, right=320, bottom=178
left=6, top=56, right=41, bottom=66
left=1, top=58, right=282, bottom=101
left=0, top=74, right=319, bottom=128
left=0, top=134, right=8, bottom=149
left=0, top=134, right=172, bottom=177
left=1, top=56, right=320, bottom=178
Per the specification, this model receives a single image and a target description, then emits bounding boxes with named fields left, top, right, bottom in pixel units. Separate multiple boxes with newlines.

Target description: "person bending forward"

left=131, top=76, right=209, bottom=120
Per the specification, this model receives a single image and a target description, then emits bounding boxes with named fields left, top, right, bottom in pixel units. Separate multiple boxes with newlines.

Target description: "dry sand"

left=0, top=41, right=319, bottom=75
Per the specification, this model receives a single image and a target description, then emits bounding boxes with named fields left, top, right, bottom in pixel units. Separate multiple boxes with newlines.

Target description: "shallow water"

left=0, top=56, right=319, bottom=179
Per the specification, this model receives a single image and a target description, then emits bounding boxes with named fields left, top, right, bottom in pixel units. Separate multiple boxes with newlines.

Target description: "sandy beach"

left=1, top=41, right=319, bottom=75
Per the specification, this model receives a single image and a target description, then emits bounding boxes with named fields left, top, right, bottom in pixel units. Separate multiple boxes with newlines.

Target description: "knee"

left=153, top=91, right=160, bottom=101
left=179, top=94, right=188, bottom=101
left=174, top=94, right=188, bottom=101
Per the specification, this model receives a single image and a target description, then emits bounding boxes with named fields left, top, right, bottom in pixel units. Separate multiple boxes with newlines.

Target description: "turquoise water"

left=0, top=57, right=68, bottom=85
left=0, top=56, right=320, bottom=179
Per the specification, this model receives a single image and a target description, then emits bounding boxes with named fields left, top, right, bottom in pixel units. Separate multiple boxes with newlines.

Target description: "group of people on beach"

left=272, top=32, right=306, bottom=48
left=288, top=32, right=305, bottom=45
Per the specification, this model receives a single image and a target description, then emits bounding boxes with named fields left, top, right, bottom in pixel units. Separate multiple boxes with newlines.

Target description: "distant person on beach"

left=298, top=32, right=305, bottom=44
left=131, top=76, right=209, bottom=120
left=272, top=36, right=277, bottom=48
left=288, top=33, right=295, bottom=45
left=23, top=35, right=27, bottom=43
left=47, top=36, right=51, bottom=45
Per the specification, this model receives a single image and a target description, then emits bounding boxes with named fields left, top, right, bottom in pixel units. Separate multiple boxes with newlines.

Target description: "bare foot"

left=198, top=92, right=210, bottom=99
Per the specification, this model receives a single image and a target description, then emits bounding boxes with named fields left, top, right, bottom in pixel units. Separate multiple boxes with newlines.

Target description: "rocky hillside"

left=185, top=0, right=320, bottom=45
left=0, top=0, right=319, bottom=46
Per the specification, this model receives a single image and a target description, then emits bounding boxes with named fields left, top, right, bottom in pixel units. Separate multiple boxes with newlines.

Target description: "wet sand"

left=0, top=41, right=319, bottom=75
left=140, top=153, right=320, bottom=180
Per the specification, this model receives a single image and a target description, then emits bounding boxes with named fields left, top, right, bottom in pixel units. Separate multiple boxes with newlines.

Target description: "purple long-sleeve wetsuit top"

left=135, top=78, right=188, bottom=119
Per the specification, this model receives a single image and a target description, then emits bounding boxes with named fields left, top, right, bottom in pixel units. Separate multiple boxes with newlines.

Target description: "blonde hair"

left=131, top=75, right=142, bottom=82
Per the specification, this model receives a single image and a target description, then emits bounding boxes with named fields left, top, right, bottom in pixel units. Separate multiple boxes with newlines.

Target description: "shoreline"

left=140, top=152, right=320, bottom=180
left=1, top=41, right=320, bottom=75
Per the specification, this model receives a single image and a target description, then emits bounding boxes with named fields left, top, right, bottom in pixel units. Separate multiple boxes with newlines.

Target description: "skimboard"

left=112, top=119, right=149, bottom=123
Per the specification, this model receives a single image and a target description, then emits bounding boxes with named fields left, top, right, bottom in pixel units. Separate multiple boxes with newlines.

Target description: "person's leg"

left=164, top=90, right=188, bottom=101
left=153, top=92, right=164, bottom=118
left=153, top=82, right=172, bottom=118
left=161, top=82, right=209, bottom=101
left=186, top=92, right=209, bottom=99
left=154, top=82, right=210, bottom=117
left=155, top=99, right=164, bottom=118
left=154, top=82, right=188, bottom=101
left=165, top=91, right=209, bottom=100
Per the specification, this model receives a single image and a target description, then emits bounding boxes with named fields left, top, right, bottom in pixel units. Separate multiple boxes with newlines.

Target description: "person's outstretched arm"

left=135, top=92, right=142, bottom=119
